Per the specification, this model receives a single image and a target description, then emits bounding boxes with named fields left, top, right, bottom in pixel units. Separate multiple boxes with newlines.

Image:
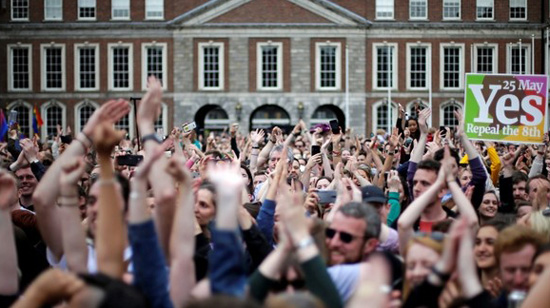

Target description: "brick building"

left=0, top=0, right=548, bottom=138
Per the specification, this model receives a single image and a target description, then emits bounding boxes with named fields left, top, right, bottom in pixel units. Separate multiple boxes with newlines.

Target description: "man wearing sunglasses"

left=325, top=201, right=381, bottom=265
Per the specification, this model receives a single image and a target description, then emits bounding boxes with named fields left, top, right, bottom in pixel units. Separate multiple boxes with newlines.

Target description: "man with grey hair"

left=268, top=144, right=294, bottom=172
left=325, top=201, right=381, bottom=265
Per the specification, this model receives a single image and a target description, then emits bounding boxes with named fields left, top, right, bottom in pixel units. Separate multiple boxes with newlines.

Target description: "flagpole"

left=386, top=42, right=391, bottom=134
left=519, top=39, right=523, bottom=74
left=345, top=44, right=350, bottom=129
left=531, top=34, right=535, bottom=74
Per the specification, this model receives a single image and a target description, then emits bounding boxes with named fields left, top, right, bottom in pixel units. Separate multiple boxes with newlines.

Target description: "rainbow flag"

left=0, top=109, right=8, bottom=141
left=32, top=105, right=43, bottom=134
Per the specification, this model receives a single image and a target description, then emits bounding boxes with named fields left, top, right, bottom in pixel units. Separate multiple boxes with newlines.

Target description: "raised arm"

left=257, top=127, right=280, bottom=169
left=410, top=108, right=430, bottom=164
left=94, top=122, right=127, bottom=279
left=248, top=129, right=265, bottom=174
left=33, top=99, right=129, bottom=260
left=137, top=77, right=177, bottom=260
left=166, top=157, right=197, bottom=307
left=58, top=158, right=88, bottom=273
left=0, top=170, right=18, bottom=296
left=397, top=165, right=445, bottom=254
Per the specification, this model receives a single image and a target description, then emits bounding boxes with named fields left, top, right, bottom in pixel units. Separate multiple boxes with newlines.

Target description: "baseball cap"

left=361, top=185, right=386, bottom=204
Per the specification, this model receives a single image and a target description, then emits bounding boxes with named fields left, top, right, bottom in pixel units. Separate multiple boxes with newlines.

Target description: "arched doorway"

left=310, top=105, right=346, bottom=130
left=250, top=105, right=291, bottom=131
left=194, top=105, right=229, bottom=132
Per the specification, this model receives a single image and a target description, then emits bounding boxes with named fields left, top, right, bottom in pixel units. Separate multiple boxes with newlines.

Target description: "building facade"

left=1, top=0, right=548, bottom=139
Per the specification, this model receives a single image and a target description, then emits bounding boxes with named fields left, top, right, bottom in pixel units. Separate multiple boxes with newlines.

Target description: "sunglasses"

left=325, top=227, right=363, bottom=244
left=270, top=278, right=306, bottom=292
left=414, top=231, right=446, bottom=242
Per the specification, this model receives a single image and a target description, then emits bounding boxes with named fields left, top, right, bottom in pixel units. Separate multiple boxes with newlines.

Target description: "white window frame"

left=510, top=0, right=527, bottom=21
left=40, top=100, right=66, bottom=140
left=257, top=42, right=283, bottom=91
left=142, top=43, right=168, bottom=90
left=198, top=42, right=225, bottom=91
left=376, top=0, right=394, bottom=20
left=439, top=100, right=463, bottom=128
left=40, top=43, right=66, bottom=92
left=78, top=0, right=96, bottom=21
left=7, top=44, right=32, bottom=92
left=372, top=100, right=398, bottom=133
left=442, top=0, right=461, bottom=20
left=315, top=42, right=342, bottom=91
left=473, top=43, right=498, bottom=74
left=108, top=43, right=133, bottom=91
left=439, top=43, right=464, bottom=90
left=409, top=0, right=427, bottom=20
left=44, top=0, right=63, bottom=21
left=112, top=0, right=130, bottom=20
left=372, top=43, right=398, bottom=91
left=11, top=0, right=29, bottom=21
left=75, top=100, right=99, bottom=132
left=506, top=43, right=531, bottom=74
left=476, top=0, right=494, bottom=21
left=406, top=43, right=431, bottom=91
left=145, top=0, right=164, bottom=20
left=74, top=43, right=99, bottom=91
left=7, top=100, right=33, bottom=137
left=114, top=104, right=135, bottom=139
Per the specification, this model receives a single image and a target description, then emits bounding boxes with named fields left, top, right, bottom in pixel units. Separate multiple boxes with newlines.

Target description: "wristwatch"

left=141, top=133, right=162, bottom=144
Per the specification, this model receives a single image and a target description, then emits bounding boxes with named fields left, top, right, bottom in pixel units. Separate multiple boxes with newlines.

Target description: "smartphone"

left=116, top=155, right=144, bottom=167
left=404, top=137, right=413, bottom=147
left=182, top=121, right=197, bottom=134
left=329, top=120, right=340, bottom=134
left=311, top=145, right=321, bottom=156
left=439, top=126, right=446, bottom=138
left=317, top=190, right=337, bottom=205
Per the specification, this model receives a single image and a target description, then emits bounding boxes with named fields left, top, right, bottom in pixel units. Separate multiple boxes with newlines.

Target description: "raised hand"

left=387, top=170, right=401, bottom=192
left=0, top=170, right=17, bottom=210
left=250, top=129, right=265, bottom=145
left=454, top=109, right=464, bottom=138
left=388, top=128, right=401, bottom=150
left=93, top=122, right=126, bottom=155
left=20, top=138, right=39, bottom=162
left=418, top=108, right=431, bottom=135
left=137, top=76, right=163, bottom=125
left=83, top=99, right=130, bottom=140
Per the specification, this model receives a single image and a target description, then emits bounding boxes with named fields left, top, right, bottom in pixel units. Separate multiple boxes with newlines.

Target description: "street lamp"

left=297, top=101, right=304, bottom=119
left=235, top=102, right=242, bottom=122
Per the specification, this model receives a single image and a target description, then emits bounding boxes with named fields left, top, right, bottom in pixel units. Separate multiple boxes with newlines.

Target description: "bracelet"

left=295, top=236, right=315, bottom=250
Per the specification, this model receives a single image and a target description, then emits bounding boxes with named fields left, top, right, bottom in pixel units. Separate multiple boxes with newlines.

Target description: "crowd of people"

left=2, top=76, right=550, bottom=307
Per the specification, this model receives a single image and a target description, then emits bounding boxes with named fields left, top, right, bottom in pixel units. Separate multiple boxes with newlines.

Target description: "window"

left=75, top=100, right=98, bottom=132
left=372, top=101, right=398, bottom=132
left=78, top=0, right=96, bottom=20
left=115, top=106, right=134, bottom=138
left=8, top=101, right=32, bottom=137
left=474, top=45, right=498, bottom=74
left=257, top=42, right=283, bottom=91
left=476, top=0, right=493, bottom=20
left=41, top=44, right=65, bottom=91
left=108, top=44, right=133, bottom=91
left=507, top=44, right=530, bottom=74
left=112, top=0, right=130, bottom=19
left=510, top=0, right=527, bottom=20
left=199, top=42, right=224, bottom=90
left=316, top=42, right=341, bottom=90
left=407, top=44, right=430, bottom=90
left=373, top=43, right=397, bottom=90
left=410, top=0, right=427, bottom=19
left=443, top=0, right=460, bottom=20
left=143, top=43, right=167, bottom=90
left=75, top=44, right=99, bottom=91
left=440, top=101, right=462, bottom=128
left=376, top=0, right=394, bottom=19
left=44, top=0, right=62, bottom=20
left=11, top=0, right=29, bottom=20
left=146, top=0, right=164, bottom=19
left=8, top=44, right=32, bottom=91
left=42, top=101, right=65, bottom=140
left=440, top=44, right=464, bottom=89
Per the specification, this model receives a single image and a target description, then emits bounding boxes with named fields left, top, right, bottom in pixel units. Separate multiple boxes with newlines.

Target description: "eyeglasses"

left=414, top=231, right=446, bottom=242
left=325, top=227, right=363, bottom=244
